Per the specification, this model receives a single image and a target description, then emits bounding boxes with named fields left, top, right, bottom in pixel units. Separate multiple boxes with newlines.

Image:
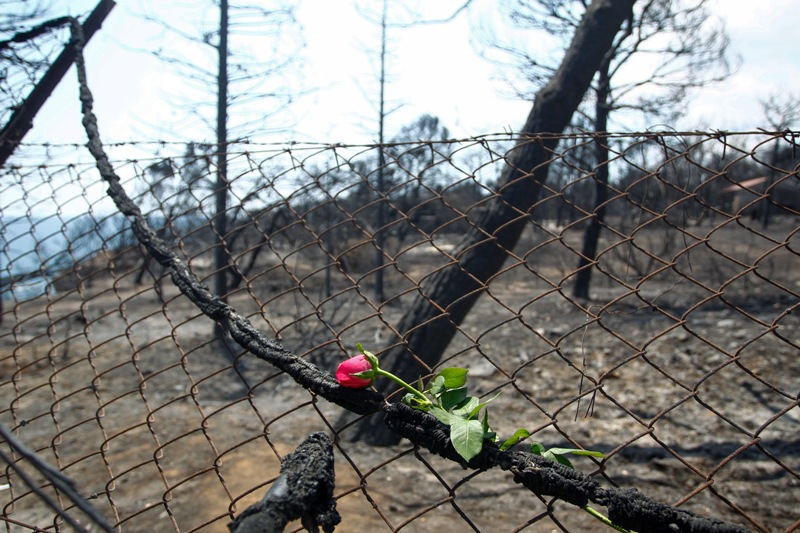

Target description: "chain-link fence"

left=1, top=125, right=798, bottom=532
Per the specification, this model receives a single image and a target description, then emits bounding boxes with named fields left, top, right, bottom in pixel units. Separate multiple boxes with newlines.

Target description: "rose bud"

left=336, top=354, right=376, bottom=388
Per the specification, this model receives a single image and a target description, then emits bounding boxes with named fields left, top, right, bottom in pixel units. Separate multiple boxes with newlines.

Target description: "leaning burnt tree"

left=350, top=0, right=637, bottom=445
left=485, top=0, right=734, bottom=301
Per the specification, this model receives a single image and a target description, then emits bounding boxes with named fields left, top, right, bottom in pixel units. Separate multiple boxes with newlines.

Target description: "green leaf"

left=482, top=410, right=496, bottom=442
left=528, top=443, right=603, bottom=468
left=439, top=387, right=468, bottom=410
left=544, top=450, right=574, bottom=469
left=450, top=418, right=485, bottom=462
left=439, top=367, right=468, bottom=389
left=467, top=393, right=500, bottom=420
left=500, top=428, right=531, bottom=451
left=530, top=442, right=546, bottom=455
left=451, top=396, right=480, bottom=418
left=429, top=375, right=446, bottom=395
left=430, top=406, right=459, bottom=426
left=546, top=447, right=605, bottom=460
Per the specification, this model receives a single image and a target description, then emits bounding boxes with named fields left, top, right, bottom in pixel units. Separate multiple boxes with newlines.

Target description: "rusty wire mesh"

left=1, top=130, right=799, bottom=532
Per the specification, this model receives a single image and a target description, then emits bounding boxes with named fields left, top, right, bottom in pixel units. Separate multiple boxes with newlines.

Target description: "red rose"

left=336, top=354, right=375, bottom=388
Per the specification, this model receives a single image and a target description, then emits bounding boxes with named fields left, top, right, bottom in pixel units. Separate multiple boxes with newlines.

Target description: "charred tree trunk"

left=374, top=0, right=389, bottom=303
left=213, top=0, right=231, bottom=342
left=347, top=0, right=637, bottom=446
left=572, top=58, right=612, bottom=301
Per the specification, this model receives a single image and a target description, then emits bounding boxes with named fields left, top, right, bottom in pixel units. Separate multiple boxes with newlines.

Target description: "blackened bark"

left=228, top=432, right=340, bottom=533
left=349, top=0, right=637, bottom=445
left=572, top=57, right=612, bottom=300
left=214, top=0, right=231, bottom=342
left=374, top=0, right=389, bottom=303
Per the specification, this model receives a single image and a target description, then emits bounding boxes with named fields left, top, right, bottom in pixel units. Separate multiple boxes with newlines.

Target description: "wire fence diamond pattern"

left=1, top=129, right=799, bottom=532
